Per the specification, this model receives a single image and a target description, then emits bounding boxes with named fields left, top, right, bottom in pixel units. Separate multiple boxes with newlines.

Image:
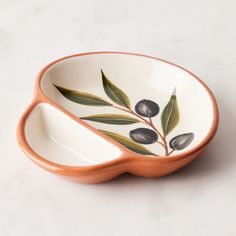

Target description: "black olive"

left=135, top=99, right=160, bottom=117
left=169, top=133, right=194, bottom=150
left=129, top=128, right=158, bottom=144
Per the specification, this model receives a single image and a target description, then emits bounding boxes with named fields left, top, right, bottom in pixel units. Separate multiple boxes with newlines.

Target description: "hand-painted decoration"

left=54, top=70, right=194, bottom=156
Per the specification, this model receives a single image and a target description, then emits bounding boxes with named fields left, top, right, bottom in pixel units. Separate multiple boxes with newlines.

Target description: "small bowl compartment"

left=24, top=103, right=122, bottom=166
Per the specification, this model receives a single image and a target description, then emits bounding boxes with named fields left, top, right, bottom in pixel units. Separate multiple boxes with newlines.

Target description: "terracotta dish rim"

left=17, top=51, right=219, bottom=173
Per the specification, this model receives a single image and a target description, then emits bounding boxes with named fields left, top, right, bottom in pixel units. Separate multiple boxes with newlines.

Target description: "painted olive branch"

left=112, top=104, right=169, bottom=155
left=54, top=70, right=195, bottom=157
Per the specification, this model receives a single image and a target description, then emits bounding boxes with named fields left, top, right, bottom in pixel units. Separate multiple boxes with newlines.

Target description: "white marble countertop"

left=1, top=0, right=235, bottom=235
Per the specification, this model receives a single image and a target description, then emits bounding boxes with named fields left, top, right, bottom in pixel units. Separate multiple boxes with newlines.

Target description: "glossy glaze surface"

left=17, top=52, right=219, bottom=183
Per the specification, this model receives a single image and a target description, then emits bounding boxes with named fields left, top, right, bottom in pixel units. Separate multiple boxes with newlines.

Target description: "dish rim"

left=17, top=51, right=219, bottom=172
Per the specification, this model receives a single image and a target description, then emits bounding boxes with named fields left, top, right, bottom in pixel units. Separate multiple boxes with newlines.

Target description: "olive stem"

left=156, top=141, right=166, bottom=149
left=163, top=135, right=169, bottom=156
left=148, top=117, right=164, bottom=140
left=148, top=117, right=168, bottom=154
left=129, top=109, right=165, bottom=140
left=168, top=149, right=175, bottom=155
left=112, top=105, right=170, bottom=156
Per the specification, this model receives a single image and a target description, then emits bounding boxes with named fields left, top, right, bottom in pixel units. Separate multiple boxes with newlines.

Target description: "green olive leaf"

left=54, top=85, right=112, bottom=106
left=161, top=88, right=180, bottom=135
left=81, top=114, right=140, bottom=125
left=101, top=70, right=131, bottom=108
left=99, top=130, right=156, bottom=156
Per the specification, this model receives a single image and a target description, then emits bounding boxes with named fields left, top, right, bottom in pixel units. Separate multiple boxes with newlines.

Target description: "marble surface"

left=1, top=0, right=236, bottom=235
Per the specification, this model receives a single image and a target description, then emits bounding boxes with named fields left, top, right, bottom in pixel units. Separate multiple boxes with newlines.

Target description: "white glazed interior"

left=25, top=103, right=122, bottom=166
left=25, top=53, right=214, bottom=166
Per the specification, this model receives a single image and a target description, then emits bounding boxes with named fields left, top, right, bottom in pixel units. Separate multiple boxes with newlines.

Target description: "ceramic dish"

left=17, top=52, right=219, bottom=183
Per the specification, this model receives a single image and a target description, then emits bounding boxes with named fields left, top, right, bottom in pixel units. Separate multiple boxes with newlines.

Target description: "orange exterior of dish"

left=16, top=52, right=219, bottom=184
